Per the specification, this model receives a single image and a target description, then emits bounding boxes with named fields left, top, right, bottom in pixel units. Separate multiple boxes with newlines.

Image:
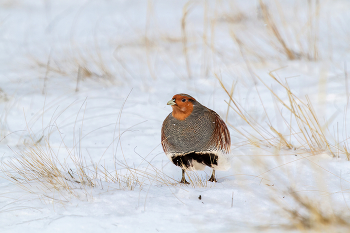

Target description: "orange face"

left=167, top=94, right=196, bottom=120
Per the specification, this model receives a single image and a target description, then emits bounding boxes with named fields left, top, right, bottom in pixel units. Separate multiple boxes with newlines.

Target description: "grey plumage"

left=161, top=94, right=231, bottom=183
left=161, top=97, right=230, bottom=158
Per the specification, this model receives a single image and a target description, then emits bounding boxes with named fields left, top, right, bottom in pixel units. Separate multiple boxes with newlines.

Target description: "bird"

left=161, top=93, right=231, bottom=184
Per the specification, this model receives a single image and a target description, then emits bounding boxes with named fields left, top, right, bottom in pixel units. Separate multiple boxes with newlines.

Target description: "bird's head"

left=167, top=94, right=196, bottom=120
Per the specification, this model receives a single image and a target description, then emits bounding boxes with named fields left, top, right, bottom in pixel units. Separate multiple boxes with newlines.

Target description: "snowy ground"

left=1, top=0, right=350, bottom=232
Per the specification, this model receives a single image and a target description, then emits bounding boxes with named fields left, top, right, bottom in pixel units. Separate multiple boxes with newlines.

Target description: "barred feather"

left=161, top=94, right=231, bottom=171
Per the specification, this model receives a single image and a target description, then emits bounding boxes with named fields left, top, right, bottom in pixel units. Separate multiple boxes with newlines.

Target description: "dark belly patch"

left=171, top=152, right=218, bottom=168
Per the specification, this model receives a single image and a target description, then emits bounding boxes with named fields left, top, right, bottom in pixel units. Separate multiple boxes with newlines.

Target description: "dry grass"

left=253, top=186, right=350, bottom=232
left=218, top=62, right=350, bottom=231
left=26, top=0, right=345, bottom=89
left=281, top=190, right=349, bottom=231
left=218, top=68, right=350, bottom=159
left=0, top=92, right=11, bottom=142
left=231, top=0, right=324, bottom=61
left=217, top=57, right=349, bottom=233
left=0, top=88, right=8, bottom=103
left=0, top=127, right=179, bottom=203
left=181, top=1, right=195, bottom=79
left=31, top=45, right=116, bottom=87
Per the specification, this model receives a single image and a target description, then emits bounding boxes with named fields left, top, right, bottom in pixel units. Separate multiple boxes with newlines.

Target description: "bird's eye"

left=181, top=98, right=186, bottom=102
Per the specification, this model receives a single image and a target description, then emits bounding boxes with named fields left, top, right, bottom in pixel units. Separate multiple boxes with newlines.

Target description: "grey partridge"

left=161, top=94, right=231, bottom=184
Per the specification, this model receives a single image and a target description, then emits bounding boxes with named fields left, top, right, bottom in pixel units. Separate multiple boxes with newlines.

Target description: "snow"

left=1, top=0, right=350, bottom=232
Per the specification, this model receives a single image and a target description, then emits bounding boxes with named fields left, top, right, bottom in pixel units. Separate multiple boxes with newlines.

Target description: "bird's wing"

left=210, top=110, right=231, bottom=153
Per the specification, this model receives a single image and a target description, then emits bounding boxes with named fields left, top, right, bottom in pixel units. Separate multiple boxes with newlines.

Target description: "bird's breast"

left=163, top=111, right=215, bottom=153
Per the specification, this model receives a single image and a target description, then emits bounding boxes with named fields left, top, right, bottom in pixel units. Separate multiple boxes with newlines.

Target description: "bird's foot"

left=208, top=176, right=217, bottom=183
left=180, top=178, right=190, bottom=184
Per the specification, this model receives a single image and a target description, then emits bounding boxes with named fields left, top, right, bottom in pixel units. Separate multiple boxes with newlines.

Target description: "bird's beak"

left=167, top=99, right=176, bottom=106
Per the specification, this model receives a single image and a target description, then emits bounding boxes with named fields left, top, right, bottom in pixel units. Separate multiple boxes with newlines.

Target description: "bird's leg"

left=180, top=169, right=190, bottom=184
left=208, top=169, right=217, bottom=182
